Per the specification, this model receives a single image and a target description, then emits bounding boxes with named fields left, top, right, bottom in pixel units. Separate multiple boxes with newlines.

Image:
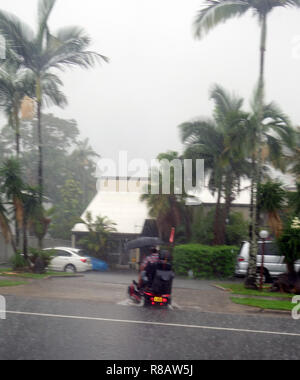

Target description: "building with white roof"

left=72, top=176, right=254, bottom=262
left=72, top=177, right=154, bottom=264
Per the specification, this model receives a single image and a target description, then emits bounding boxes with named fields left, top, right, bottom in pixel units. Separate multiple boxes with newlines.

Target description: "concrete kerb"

left=213, top=283, right=292, bottom=316
left=45, top=274, right=85, bottom=280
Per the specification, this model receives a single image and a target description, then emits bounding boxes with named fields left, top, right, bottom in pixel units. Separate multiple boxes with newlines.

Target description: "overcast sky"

left=1, top=0, right=300, bottom=168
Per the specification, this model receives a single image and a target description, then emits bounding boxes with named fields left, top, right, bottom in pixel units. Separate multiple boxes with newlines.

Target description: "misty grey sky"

left=1, top=0, right=300, bottom=165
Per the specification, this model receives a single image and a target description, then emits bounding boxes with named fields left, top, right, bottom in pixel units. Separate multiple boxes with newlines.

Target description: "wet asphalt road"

left=1, top=293, right=300, bottom=360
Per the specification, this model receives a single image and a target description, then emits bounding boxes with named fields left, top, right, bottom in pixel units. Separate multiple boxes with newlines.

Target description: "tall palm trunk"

left=36, top=76, right=43, bottom=204
left=22, top=216, right=29, bottom=261
left=213, top=182, right=225, bottom=245
left=13, top=105, right=21, bottom=249
left=223, top=173, right=234, bottom=230
left=13, top=105, right=21, bottom=158
left=248, top=154, right=255, bottom=240
left=22, top=214, right=33, bottom=268
left=246, top=13, right=267, bottom=288
left=36, top=75, right=44, bottom=249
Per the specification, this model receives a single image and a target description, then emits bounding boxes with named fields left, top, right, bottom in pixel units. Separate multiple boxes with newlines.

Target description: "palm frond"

left=0, top=10, right=36, bottom=66
left=179, top=118, right=219, bottom=144
left=40, top=71, right=68, bottom=108
left=44, top=50, right=108, bottom=72
left=194, top=0, right=249, bottom=39
left=41, top=25, right=109, bottom=71
left=37, top=0, right=57, bottom=46
left=210, top=84, right=245, bottom=129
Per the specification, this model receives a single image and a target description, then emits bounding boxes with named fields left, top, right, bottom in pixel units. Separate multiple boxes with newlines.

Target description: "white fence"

left=0, top=232, right=72, bottom=264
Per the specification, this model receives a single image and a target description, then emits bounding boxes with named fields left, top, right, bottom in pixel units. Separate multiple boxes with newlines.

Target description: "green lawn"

left=231, top=297, right=294, bottom=312
left=0, top=280, right=27, bottom=287
left=0, top=268, right=77, bottom=279
left=218, top=283, right=294, bottom=299
left=217, top=283, right=295, bottom=312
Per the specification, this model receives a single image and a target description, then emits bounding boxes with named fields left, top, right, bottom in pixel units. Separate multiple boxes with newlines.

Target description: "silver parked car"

left=235, top=241, right=300, bottom=283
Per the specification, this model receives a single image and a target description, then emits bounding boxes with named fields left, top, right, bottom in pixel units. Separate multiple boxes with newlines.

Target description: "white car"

left=235, top=241, right=300, bottom=282
left=44, top=247, right=92, bottom=273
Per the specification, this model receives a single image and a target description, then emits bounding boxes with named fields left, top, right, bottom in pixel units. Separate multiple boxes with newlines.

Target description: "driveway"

left=0, top=271, right=258, bottom=314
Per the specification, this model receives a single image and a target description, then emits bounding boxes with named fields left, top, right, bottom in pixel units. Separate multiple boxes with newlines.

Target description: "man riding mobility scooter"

left=128, top=249, right=174, bottom=306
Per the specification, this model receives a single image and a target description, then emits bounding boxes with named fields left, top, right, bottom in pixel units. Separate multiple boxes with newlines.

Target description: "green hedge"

left=173, top=244, right=239, bottom=279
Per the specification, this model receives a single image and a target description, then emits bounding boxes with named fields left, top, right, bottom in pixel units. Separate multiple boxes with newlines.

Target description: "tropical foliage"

left=141, top=151, right=192, bottom=242
left=180, top=85, right=250, bottom=245
left=0, top=158, right=42, bottom=262
left=0, top=0, right=300, bottom=286
left=0, top=0, right=107, bottom=254
left=0, top=0, right=108, bottom=204
left=193, top=0, right=300, bottom=288
left=191, top=208, right=249, bottom=246
left=278, top=217, right=300, bottom=274
left=77, top=212, right=117, bottom=260
left=0, top=113, right=99, bottom=240
left=258, top=181, right=286, bottom=237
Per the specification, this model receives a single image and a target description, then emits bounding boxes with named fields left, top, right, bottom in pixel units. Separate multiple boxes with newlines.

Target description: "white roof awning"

left=73, top=191, right=150, bottom=235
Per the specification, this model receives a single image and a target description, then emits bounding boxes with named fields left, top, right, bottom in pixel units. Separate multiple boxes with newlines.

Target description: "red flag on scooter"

left=169, top=227, right=175, bottom=244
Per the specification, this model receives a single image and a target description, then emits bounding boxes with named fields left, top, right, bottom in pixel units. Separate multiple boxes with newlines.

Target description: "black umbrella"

left=126, top=237, right=164, bottom=250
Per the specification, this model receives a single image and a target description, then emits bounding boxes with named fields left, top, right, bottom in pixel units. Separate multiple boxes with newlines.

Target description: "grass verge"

left=231, top=297, right=294, bottom=312
left=0, top=280, right=27, bottom=287
left=218, top=283, right=294, bottom=299
left=0, top=268, right=77, bottom=279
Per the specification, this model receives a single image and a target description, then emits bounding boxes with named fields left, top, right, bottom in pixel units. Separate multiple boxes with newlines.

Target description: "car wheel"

left=64, top=264, right=77, bottom=273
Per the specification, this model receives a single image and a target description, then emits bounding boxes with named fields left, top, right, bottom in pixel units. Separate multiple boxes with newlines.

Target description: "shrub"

left=173, top=244, right=239, bottom=279
left=277, top=217, right=300, bottom=273
left=11, top=253, right=27, bottom=270
left=191, top=207, right=215, bottom=245
left=191, top=208, right=248, bottom=246
left=225, top=212, right=249, bottom=246
left=28, top=248, right=54, bottom=274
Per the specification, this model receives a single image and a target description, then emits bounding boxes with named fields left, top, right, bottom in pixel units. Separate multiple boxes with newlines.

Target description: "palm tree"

left=0, top=136, right=10, bottom=163
left=0, top=158, right=25, bottom=250
left=79, top=211, right=117, bottom=260
left=0, top=194, right=16, bottom=253
left=0, top=62, right=67, bottom=159
left=181, top=118, right=226, bottom=245
left=236, top=89, right=294, bottom=286
left=194, top=0, right=300, bottom=85
left=0, top=62, right=34, bottom=158
left=180, top=85, right=250, bottom=245
left=258, top=181, right=286, bottom=237
left=20, top=186, right=41, bottom=261
left=289, top=128, right=300, bottom=180
left=70, top=138, right=100, bottom=207
left=288, top=183, right=300, bottom=217
left=141, top=152, right=190, bottom=242
left=141, top=190, right=188, bottom=243
left=0, top=158, right=24, bottom=230
left=194, top=0, right=300, bottom=287
left=0, top=0, right=108, bottom=202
